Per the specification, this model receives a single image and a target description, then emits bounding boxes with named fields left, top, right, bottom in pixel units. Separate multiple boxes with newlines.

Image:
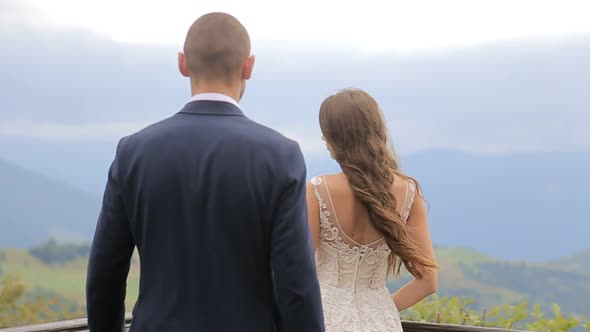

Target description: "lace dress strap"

left=310, top=176, right=329, bottom=216
left=401, top=180, right=417, bottom=222
left=310, top=176, right=341, bottom=244
left=310, top=175, right=338, bottom=229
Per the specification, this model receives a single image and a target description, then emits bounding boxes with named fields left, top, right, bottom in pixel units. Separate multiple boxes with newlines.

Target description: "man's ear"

left=178, top=52, right=190, bottom=77
left=241, top=55, right=255, bottom=80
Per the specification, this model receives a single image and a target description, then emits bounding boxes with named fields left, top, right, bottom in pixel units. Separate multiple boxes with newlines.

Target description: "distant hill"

left=0, top=159, right=100, bottom=247
left=0, top=248, right=139, bottom=309
left=1, top=150, right=589, bottom=261
left=307, top=150, right=590, bottom=261
left=1, top=246, right=588, bottom=316
left=554, top=250, right=590, bottom=273
left=387, top=247, right=590, bottom=316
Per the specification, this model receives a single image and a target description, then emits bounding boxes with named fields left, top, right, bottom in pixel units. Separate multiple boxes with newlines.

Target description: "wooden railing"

left=0, top=316, right=525, bottom=332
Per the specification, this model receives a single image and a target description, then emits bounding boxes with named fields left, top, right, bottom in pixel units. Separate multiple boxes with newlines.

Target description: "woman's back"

left=319, top=173, right=414, bottom=246
left=310, top=173, right=416, bottom=331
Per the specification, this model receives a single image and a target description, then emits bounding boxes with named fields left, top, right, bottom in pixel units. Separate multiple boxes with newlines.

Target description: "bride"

left=307, top=88, right=439, bottom=331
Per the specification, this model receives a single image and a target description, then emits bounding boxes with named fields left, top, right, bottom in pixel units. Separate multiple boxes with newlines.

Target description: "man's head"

left=178, top=13, right=254, bottom=100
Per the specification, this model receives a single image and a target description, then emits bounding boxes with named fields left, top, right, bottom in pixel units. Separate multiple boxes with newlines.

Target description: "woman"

left=307, top=89, right=439, bottom=331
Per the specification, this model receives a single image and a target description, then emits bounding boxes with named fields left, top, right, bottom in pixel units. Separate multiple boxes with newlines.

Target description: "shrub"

left=402, top=295, right=589, bottom=331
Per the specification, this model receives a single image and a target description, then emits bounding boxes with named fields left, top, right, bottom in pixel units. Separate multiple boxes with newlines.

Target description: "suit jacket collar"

left=178, top=100, right=245, bottom=117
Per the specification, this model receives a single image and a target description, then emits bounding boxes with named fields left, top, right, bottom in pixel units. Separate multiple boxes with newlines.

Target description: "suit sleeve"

left=86, top=139, right=135, bottom=332
left=270, top=141, right=325, bottom=332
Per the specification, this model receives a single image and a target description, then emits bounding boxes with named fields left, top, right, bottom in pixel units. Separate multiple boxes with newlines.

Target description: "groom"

left=86, top=12, right=324, bottom=332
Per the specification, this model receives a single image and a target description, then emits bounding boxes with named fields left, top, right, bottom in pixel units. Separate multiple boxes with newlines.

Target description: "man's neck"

left=190, top=81, right=241, bottom=102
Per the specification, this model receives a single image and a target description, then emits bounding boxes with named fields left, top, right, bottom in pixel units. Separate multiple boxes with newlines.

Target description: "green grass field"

left=1, top=246, right=589, bottom=315
left=0, top=249, right=140, bottom=308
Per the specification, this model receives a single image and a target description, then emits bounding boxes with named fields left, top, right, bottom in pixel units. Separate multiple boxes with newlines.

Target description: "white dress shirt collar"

left=188, top=93, right=240, bottom=109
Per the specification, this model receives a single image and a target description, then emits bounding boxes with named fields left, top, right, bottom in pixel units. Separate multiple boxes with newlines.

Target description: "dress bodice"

left=311, top=175, right=416, bottom=332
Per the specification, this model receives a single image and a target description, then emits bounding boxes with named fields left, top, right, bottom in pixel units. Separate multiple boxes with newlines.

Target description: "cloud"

left=18, top=0, right=590, bottom=53
left=0, top=0, right=53, bottom=34
left=1, top=15, right=589, bottom=156
left=0, top=119, right=151, bottom=141
left=279, top=127, right=328, bottom=157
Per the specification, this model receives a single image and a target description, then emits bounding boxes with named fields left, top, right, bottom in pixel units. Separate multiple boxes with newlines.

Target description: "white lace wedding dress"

left=311, top=175, right=416, bottom=332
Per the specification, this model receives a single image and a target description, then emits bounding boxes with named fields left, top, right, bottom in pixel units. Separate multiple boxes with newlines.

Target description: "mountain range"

left=308, top=149, right=590, bottom=261
left=0, top=158, right=100, bottom=247
left=1, top=149, right=588, bottom=261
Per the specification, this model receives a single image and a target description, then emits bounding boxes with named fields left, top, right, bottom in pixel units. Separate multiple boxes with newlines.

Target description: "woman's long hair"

left=319, top=88, right=438, bottom=278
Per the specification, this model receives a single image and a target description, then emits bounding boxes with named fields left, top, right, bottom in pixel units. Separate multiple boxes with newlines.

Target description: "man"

left=86, top=12, right=324, bottom=332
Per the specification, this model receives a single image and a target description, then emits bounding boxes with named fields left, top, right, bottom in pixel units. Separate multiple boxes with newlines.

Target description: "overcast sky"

left=17, top=0, right=590, bottom=52
left=1, top=0, right=589, bottom=158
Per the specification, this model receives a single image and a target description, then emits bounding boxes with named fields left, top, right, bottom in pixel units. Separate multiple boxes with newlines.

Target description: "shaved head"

left=183, top=13, right=251, bottom=83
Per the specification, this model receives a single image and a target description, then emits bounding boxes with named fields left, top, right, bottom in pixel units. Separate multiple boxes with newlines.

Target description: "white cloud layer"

left=20, top=0, right=590, bottom=53
left=0, top=120, right=150, bottom=141
left=1, top=1, right=589, bottom=157
left=2, top=118, right=588, bottom=158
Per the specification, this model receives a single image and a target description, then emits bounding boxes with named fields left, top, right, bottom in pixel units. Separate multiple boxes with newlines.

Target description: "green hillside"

left=1, top=246, right=589, bottom=316
left=554, top=249, right=590, bottom=273
left=0, top=248, right=140, bottom=309
left=389, top=247, right=590, bottom=315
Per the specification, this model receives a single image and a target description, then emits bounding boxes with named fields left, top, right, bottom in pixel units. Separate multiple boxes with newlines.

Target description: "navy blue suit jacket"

left=86, top=100, right=324, bottom=332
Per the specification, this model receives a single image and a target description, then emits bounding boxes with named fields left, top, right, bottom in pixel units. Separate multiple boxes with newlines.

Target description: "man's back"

left=86, top=100, right=324, bottom=331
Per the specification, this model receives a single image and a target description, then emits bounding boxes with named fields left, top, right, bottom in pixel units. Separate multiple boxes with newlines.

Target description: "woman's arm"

left=306, top=182, right=321, bottom=251
left=391, top=193, right=438, bottom=311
